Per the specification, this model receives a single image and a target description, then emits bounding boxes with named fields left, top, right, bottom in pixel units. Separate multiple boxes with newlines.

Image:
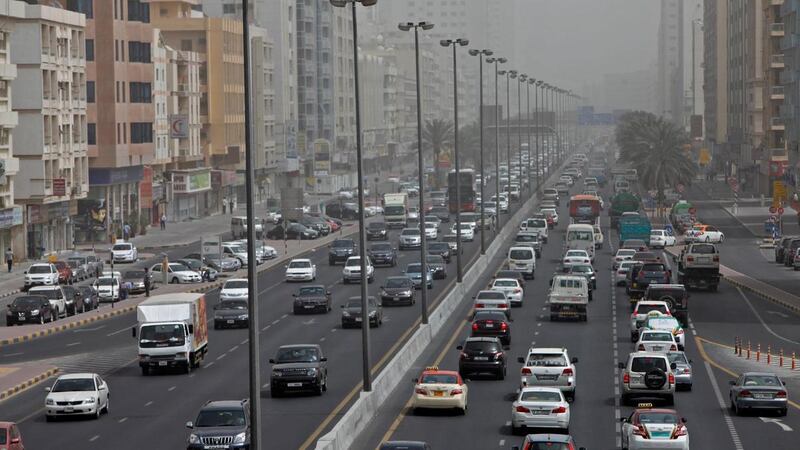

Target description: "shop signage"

left=53, top=178, right=66, bottom=196
left=0, top=206, right=22, bottom=229
left=172, top=170, right=211, bottom=194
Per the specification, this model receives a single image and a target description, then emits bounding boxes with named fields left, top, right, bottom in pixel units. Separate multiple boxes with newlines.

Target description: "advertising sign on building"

left=314, top=139, right=331, bottom=177
left=172, top=170, right=211, bottom=194
left=52, top=178, right=66, bottom=196
left=281, top=188, right=304, bottom=222
left=0, top=206, right=22, bottom=229
left=169, top=115, right=189, bottom=139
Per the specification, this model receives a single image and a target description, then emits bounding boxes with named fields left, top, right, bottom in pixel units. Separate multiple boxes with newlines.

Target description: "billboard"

left=314, top=139, right=331, bottom=176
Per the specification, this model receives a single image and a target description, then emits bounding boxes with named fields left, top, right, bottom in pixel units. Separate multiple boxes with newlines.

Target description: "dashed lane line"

left=702, top=359, right=744, bottom=450
left=736, top=287, right=800, bottom=346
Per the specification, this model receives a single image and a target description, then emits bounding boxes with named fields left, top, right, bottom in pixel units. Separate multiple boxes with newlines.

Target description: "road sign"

left=778, top=207, right=785, bottom=215
left=770, top=206, right=777, bottom=214
left=769, top=215, right=777, bottom=223
left=664, top=224, right=674, bottom=235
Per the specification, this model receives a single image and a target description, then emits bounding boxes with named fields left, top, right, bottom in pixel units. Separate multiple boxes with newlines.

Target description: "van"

left=231, top=216, right=263, bottom=239
left=507, top=246, right=536, bottom=279
left=520, top=217, right=548, bottom=242
left=565, top=224, right=595, bottom=261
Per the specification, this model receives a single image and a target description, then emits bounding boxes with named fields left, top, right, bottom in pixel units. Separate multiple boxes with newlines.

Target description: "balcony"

left=771, top=23, right=785, bottom=37
left=772, top=0, right=784, bottom=5
left=771, top=53, right=785, bottom=69
left=771, top=117, right=786, bottom=130
left=781, top=34, right=800, bottom=51
left=771, top=148, right=789, bottom=161
left=771, top=85, right=786, bottom=100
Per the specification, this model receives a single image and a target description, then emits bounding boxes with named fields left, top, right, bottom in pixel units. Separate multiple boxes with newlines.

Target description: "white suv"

left=24, top=263, right=59, bottom=288
left=518, top=347, right=578, bottom=401
left=342, top=256, right=374, bottom=284
left=619, top=352, right=677, bottom=405
left=29, top=285, right=67, bottom=318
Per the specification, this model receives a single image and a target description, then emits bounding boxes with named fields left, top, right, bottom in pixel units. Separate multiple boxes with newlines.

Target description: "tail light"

left=672, top=424, right=688, bottom=438
left=638, top=344, right=646, bottom=351
left=776, top=390, right=788, bottom=398
left=450, top=388, right=463, bottom=395
left=713, top=255, right=720, bottom=262
left=668, top=373, right=675, bottom=385
left=675, top=329, right=684, bottom=335
left=415, top=388, right=427, bottom=396
left=521, top=367, right=532, bottom=375
left=584, top=259, right=590, bottom=263
left=472, top=322, right=479, bottom=331
left=490, top=351, right=504, bottom=360
left=682, top=368, right=691, bottom=374
left=670, top=344, right=677, bottom=351
left=513, top=289, right=522, bottom=294
left=618, top=270, right=625, bottom=275
left=562, top=368, right=574, bottom=376
left=686, top=256, right=694, bottom=262
left=500, top=322, right=508, bottom=331
left=633, top=424, right=649, bottom=438
left=623, top=372, right=630, bottom=385
left=739, top=390, right=752, bottom=398
left=515, top=405, right=530, bottom=413
left=475, top=303, right=484, bottom=308
left=551, top=406, right=567, bottom=414
left=498, top=304, right=508, bottom=309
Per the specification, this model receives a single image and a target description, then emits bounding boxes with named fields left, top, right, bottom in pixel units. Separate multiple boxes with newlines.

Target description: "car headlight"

left=272, top=370, right=283, bottom=377
left=233, top=432, right=247, bottom=444
left=188, top=433, right=200, bottom=444
left=237, top=314, right=249, bottom=320
left=342, top=311, right=351, bottom=317
left=31, top=309, right=40, bottom=315
left=84, top=397, right=96, bottom=404
left=306, top=368, right=318, bottom=376
left=46, top=398, right=54, bottom=405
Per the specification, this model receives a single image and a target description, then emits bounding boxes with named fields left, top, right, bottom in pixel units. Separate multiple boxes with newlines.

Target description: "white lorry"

left=384, top=193, right=409, bottom=228
left=549, top=275, right=589, bottom=322
left=133, top=293, right=209, bottom=375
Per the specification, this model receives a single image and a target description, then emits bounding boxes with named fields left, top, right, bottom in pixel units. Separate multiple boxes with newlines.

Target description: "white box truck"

left=133, top=293, right=209, bottom=375
left=384, top=193, right=408, bottom=228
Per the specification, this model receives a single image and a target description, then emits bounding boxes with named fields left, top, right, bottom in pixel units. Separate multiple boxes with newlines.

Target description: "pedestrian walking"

left=4, top=248, right=12, bottom=273
left=232, top=198, right=237, bottom=213
left=160, top=213, right=167, bottom=230
left=222, top=197, right=228, bottom=214
left=144, top=267, right=151, bottom=297
left=123, top=222, right=131, bottom=240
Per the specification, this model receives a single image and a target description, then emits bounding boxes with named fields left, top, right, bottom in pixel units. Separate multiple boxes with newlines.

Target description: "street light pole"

left=517, top=74, right=526, bottom=194
left=526, top=78, right=533, bottom=193
left=468, top=48, right=493, bottom=255
left=535, top=80, right=542, bottom=188
left=486, top=56, right=506, bottom=231
left=399, top=21, right=434, bottom=324
left=441, top=38, right=469, bottom=283
left=331, top=0, right=378, bottom=392
left=507, top=71, right=515, bottom=198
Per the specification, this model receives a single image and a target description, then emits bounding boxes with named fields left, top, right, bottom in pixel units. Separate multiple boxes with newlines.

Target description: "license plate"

left=474, top=356, right=489, bottom=361
left=652, top=346, right=662, bottom=351
left=393, top=297, right=399, bottom=301
left=227, top=320, right=235, bottom=324
left=304, top=305, right=315, bottom=309
left=433, top=391, right=444, bottom=397
left=287, top=382, right=302, bottom=387
left=485, top=324, right=495, bottom=328
left=651, top=431, right=671, bottom=438
left=753, top=393, right=772, bottom=399
left=536, top=374, right=558, bottom=381
left=355, top=317, right=362, bottom=322
left=531, top=409, right=550, bottom=415
left=65, top=407, right=74, bottom=412
left=158, top=361, right=167, bottom=366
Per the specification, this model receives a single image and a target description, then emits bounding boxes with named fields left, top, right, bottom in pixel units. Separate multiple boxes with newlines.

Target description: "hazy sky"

left=511, top=0, right=661, bottom=90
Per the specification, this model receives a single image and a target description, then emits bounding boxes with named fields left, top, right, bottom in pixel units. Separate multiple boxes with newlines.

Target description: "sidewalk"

left=0, top=363, right=58, bottom=401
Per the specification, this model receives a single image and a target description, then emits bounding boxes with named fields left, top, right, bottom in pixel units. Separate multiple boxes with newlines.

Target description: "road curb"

left=722, top=275, right=800, bottom=315
left=0, top=366, right=59, bottom=401
left=0, top=289, right=20, bottom=299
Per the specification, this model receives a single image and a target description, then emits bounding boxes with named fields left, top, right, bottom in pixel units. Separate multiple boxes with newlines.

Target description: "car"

left=175, top=259, right=219, bottom=282
left=184, top=253, right=240, bottom=272
left=268, top=345, right=328, bottom=397
left=67, top=255, right=91, bottom=280
left=632, top=251, right=661, bottom=263
left=620, top=404, right=689, bottom=450
left=110, top=241, right=138, bottom=263
left=457, top=337, right=508, bottom=381
left=518, top=347, right=578, bottom=400
left=220, top=278, right=248, bottom=301
left=593, top=225, right=604, bottom=249
left=328, top=238, right=358, bottom=265
left=520, top=218, right=548, bottom=243
left=341, top=296, right=382, bottom=328
left=266, top=223, right=318, bottom=240
left=429, top=206, right=450, bottom=222
left=23, top=263, right=59, bottom=289
left=494, top=270, right=526, bottom=288
left=619, top=352, right=677, bottom=406
left=471, top=310, right=511, bottom=345
left=407, top=207, right=420, bottom=220
left=212, top=299, right=249, bottom=329
left=122, top=270, right=151, bottom=294
left=221, top=242, right=251, bottom=267
left=427, top=242, right=452, bottom=263
left=6, top=295, right=56, bottom=325
left=45, top=373, right=109, bottom=421
left=186, top=400, right=250, bottom=449
left=342, top=256, right=375, bottom=284
left=621, top=239, right=648, bottom=251
left=423, top=222, right=438, bottom=239
left=380, top=276, right=415, bottom=306
left=265, top=208, right=283, bottom=224
left=426, top=255, right=447, bottom=279
left=230, top=215, right=264, bottom=239
left=508, top=246, right=536, bottom=279
left=667, top=351, right=693, bottom=390
left=459, top=213, right=479, bottom=232
left=614, top=260, right=638, bottom=287
left=150, top=263, right=201, bottom=284
left=540, top=208, right=559, bottom=227
left=60, top=285, right=85, bottom=315
left=639, top=313, right=685, bottom=350
left=292, top=285, right=332, bottom=314
left=285, top=258, right=317, bottom=282
left=559, top=175, right=574, bottom=186
left=473, top=290, right=511, bottom=318
left=0, top=421, right=24, bottom=450
left=399, top=228, right=422, bottom=250
left=775, top=235, right=799, bottom=263
left=729, top=372, right=788, bottom=416
left=685, top=224, right=724, bottom=243
left=490, top=278, right=524, bottom=307
left=367, top=221, right=388, bottom=240
left=636, top=330, right=679, bottom=353
left=567, top=263, right=596, bottom=291
left=794, top=251, right=800, bottom=271
left=230, top=239, right=276, bottom=263
left=511, top=434, right=585, bottom=450
left=511, top=387, right=570, bottom=435
left=627, top=261, right=671, bottom=298
left=450, top=223, right=475, bottom=241
left=411, top=366, right=468, bottom=414
left=404, top=262, right=433, bottom=289
left=649, top=229, right=676, bottom=248
left=367, top=243, right=398, bottom=267
left=442, top=234, right=462, bottom=253
left=299, top=215, right=331, bottom=236
left=325, top=202, right=359, bottom=220
left=613, top=249, right=637, bottom=270
left=630, top=301, right=672, bottom=339
left=490, top=194, right=509, bottom=212
left=83, top=253, right=104, bottom=276
left=562, top=250, right=591, bottom=270
left=66, top=260, right=88, bottom=282
left=554, top=182, right=570, bottom=196
left=28, top=286, right=67, bottom=318
left=76, top=285, right=98, bottom=312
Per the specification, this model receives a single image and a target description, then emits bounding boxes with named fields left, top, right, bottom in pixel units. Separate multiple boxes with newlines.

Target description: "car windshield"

left=516, top=235, right=538, bottom=242
left=691, top=244, right=716, bottom=254
left=288, top=261, right=311, bottom=269
left=642, top=332, right=673, bottom=342
left=218, top=300, right=247, bottom=310
left=526, top=353, right=567, bottom=367
left=224, top=280, right=248, bottom=290
left=477, top=291, right=506, bottom=300
left=401, top=229, right=420, bottom=236
left=368, top=223, right=385, bottom=230
left=169, top=264, right=189, bottom=272
left=124, top=271, right=145, bottom=279
left=566, top=251, right=587, bottom=258
left=299, top=286, right=325, bottom=296
left=648, top=318, right=678, bottom=329
left=140, top=324, right=184, bottom=343
left=617, top=250, right=636, bottom=257
left=619, top=262, right=636, bottom=269
left=113, top=244, right=132, bottom=251
left=13, top=296, right=45, bottom=307
left=52, top=378, right=94, bottom=392
left=332, top=240, right=354, bottom=248
left=29, top=265, right=52, bottom=274
left=426, top=256, right=444, bottom=264
left=227, top=245, right=246, bottom=253
left=345, top=258, right=362, bottom=267
left=571, top=265, right=593, bottom=274
left=420, top=373, right=458, bottom=384
left=642, top=263, right=666, bottom=272
left=205, top=253, right=223, bottom=260
left=465, top=341, right=501, bottom=352
left=370, top=244, right=392, bottom=252
left=425, top=222, right=436, bottom=229
left=667, top=352, right=688, bottom=364
left=493, top=280, right=518, bottom=287
left=639, top=412, right=679, bottom=424
left=406, top=264, right=422, bottom=273
left=520, top=391, right=562, bottom=402
left=275, top=347, right=319, bottom=363
left=96, top=278, right=117, bottom=286
left=385, top=278, right=412, bottom=288
left=195, top=409, right=246, bottom=427
left=567, top=230, right=593, bottom=241
left=509, top=249, right=533, bottom=259
left=651, top=231, right=664, bottom=236
left=68, top=257, right=86, bottom=264
left=631, top=357, right=668, bottom=372
left=474, top=311, right=507, bottom=321
left=743, top=375, right=782, bottom=386
left=428, top=243, right=448, bottom=251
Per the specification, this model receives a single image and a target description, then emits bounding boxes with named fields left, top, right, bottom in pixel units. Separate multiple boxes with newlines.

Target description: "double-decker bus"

left=448, top=169, right=476, bottom=213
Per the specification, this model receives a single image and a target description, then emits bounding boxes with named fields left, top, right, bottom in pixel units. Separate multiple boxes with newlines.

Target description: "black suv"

left=6, top=295, right=55, bottom=325
left=457, top=337, right=506, bottom=379
left=627, top=262, right=670, bottom=299
left=427, top=242, right=451, bottom=263
left=429, top=206, right=450, bottom=222
left=775, top=236, right=798, bottom=263
left=367, top=221, right=388, bottom=240
left=328, top=238, right=357, bottom=265
left=269, top=345, right=328, bottom=397
left=325, top=203, right=359, bottom=220
left=186, top=399, right=250, bottom=450
left=367, top=243, right=397, bottom=267
left=292, top=285, right=332, bottom=314
left=471, top=310, right=511, bottom=345
left=644, top=283, right=689, bottom=325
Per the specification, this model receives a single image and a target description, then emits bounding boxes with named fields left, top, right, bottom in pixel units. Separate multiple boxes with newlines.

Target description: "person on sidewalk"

left=123, top=223, right=131, bottom=240
left=232, top=198, right=237, bottom=212
left=4, top=248, right=12, bottom=273
left=222, top=197, right=228, bottom=214
left=160, top=214, right=167, bottom=230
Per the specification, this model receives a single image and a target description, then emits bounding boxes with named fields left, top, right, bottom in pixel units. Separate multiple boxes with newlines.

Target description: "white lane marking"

left=320, top=337, right=326, bottom=342
left=703, top=361, right=744, bottom=450
left=760, top=417, right=793, bottom=432
left=303, top=318, right=317, bottom=326
left=118, top=417, right=128, bottom=423
left=230, top=345, right=239, bottom=352
left=504, top=421, right=511, bottom=427
left=240, top=339, right=249, bottom=345
left=168, top=386, right=176, bottom=392
left=281, top=313, right=289, bottom=319
left=258, top=281, right=282, bottom=296
left=736, top=288, right=800, bottom=346
left=271, top=319, right=280, bottom=325
left=610, top=254, right=622, bottom=450
left=66, top=342, right=81, bottom=347
left=205, top=361, right=215, bottom=368
left=498, top=439, right=505, bottom=446
left=216, top=354, right=226, bottom=361
left=107, top=325, right=135, bottom=337
left=89, top=435, right=99, bottom=442
left=2, top=352, right=24, bottom=357
left=766, top=310, right=789, bottom=319
left=73, top=325, right=106, bottom=333
left=262, top=325, right=271, bottom=331
left=144, top=401, right=153, bottom=407
left=331, top=328, right=337, bottom=333
left=688, top=319, right=698, bottom=336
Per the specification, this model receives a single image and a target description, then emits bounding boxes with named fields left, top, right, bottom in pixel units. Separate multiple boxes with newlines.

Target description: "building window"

left=128, top=0, right=150, bottom=23
left=86, top=39, right=94, bottom=61
left=130, top=122, right=153, bottom=144
left=128, top=41, right=151, bottom=63
left=67, top=0, right=93, bottom=19
left=181, top=40, right=192, bottom=51
left=129, top=82, right=151, bottom=103
left=223, top=4, right=236, bottom=14
left=87, top=81, right=95, bottom=103
left=87, top=123, right=96, bottom=145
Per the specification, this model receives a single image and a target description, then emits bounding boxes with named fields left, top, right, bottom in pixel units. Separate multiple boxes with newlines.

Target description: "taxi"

left=640, top=312, right=685, bottom=350
left=620, top=403, right=689, bottom=450
left=411, top=366, right=468, bottom=414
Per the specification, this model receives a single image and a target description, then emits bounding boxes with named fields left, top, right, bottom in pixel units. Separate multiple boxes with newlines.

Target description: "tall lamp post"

left=399, top=21, right=434, bottom=324
left=535, top=80, right=543, bottom=187
left=525, top=78, right=534, bottom=192
left=468, top=48, right=493, bottom=255
left=516, top=74, right=526, bottom=193
left=486, top=56, right=506, bottom=230
left=330, top=0, right=378, bottom=393
left=440, top=38, right=469, bottom=283
left=497, top=69, right=515, bottom=201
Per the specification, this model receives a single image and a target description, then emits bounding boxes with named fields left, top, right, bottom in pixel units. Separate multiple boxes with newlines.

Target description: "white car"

left=511, top=387, right=570, bottom=435
left=220, top=278, right=248, bottom=301
left=630, top=301, right=672, bottom=340
left=473, top=290, right=511, bottom=317
left=150, top=263, right=202, bottom=284
left=29, top=285, right=67, bottom=317
left=518, top=347, right=577, bottom=400
left=540, top=208, right=559, bottom=225
left=93, top=276, right=121, bottom=302
left=110, top=241, right=138, bottom=263
left=621, top=405, right=690, bottom=450
left=684, top=225, right=725, bottom=243
left=222, top=242, right=249, bottom=266
left=559, top=175, right=574, bottom=186
left=407, top=207, right=420, bottom=220
left=636, top=330, right=679, bottom=353
left=615, top=260, right=638, bottom=286
left=232, top=239, right=277, bottom=262
left=45, top=373, right=109, bottom=420
left=399, top=228, right=422, bottom=250
left=593, top=225, right=604, bottom=249
left=613, top=249, right=637, bottom=270
left=424, top=222, right=438, bottom=239
left=450, top=223, right=475, bottom=242
left=649, top=229, right=677, bottom=248
left=562, top=250, right=591, bottom=270
left=490, top=194, right=509, bottom=212
left=24, top=263, right=59, bottom=288
left=285, top=258, right=316, bottom=282
left=342, top=256, right=375, bottom=284
left=490, top=278, right=524, bottom=307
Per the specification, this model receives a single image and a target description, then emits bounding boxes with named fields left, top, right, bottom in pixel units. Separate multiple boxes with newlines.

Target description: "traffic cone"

left=780, top=349, right=784, bottom=368
left=747, top=341, right=751, bottom=360
left=757, top=343, right=761, bottom=362
left=767, top=345, right=771, bottom=365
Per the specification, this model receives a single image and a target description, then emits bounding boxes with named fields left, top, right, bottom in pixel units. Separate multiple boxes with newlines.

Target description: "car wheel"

left=779, top=408, right=787, bottom=417
left=511, top=424, right=524, bottom=436
left=271, top=388, right=282, bottom=398
left=94, top=406, right=101, bottom=420
left=171, top=277, right=179, bottom=284
left=621, top=394, right=630, bottom=406
left=497, top=368, right=506, bottom=380
left=104, top=398, right=110, bottom=414
left=315, top=382, right=324, bottom=396
left=719, top=235, right=725, bottom=243
left=664, top=394, right=674, bottom=406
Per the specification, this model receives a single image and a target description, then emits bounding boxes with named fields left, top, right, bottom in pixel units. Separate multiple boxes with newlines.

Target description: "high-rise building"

left=762, top=0, right=786, bottom=195
left=703, top=0, right=729, bottom=153
left=657, top=0, right=685, bottom=126
left=11, top=2, right=88, bottom=257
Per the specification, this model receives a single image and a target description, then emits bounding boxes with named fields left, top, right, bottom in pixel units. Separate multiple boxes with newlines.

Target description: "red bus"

left=448, top=169, right=476, bottom=213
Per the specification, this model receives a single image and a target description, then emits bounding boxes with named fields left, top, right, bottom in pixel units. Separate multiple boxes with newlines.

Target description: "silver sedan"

left=729, top=372, right=788, bottom=416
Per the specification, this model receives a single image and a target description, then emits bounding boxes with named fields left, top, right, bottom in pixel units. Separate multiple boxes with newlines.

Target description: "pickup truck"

left=548, top=275, right=589, bottom=322
left=676, top=243, right=720, bottom=291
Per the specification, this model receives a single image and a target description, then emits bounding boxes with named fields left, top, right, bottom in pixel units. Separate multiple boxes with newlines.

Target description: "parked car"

left=23, top=263, right=59, bottom=290
left=175, top=259, right=218, bottom=282
left=60, top=285, right=85, bottom=315
left=266, top=223, right=318, bottom=240
left=183, top=253, right=240, bottom=272
left=66, top=260, right=88, bottom=282
left=123, top=270, right=152, bottom=294
left=325, top=202, right=359, bottom=220
left=6, top=295, right=56, bottom=325
left=28, top=286, right=67, bottom=318
left=76, top=285, right=98, bottom=312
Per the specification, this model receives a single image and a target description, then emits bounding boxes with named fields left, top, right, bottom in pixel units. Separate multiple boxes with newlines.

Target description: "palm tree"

left=615, top=112, right=696, bottom=213
left=416, top=119, right=454, bottom=188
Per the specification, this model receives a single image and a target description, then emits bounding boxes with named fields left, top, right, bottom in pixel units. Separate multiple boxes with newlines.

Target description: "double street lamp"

left=440, top=38, right=469, bottom=283
left=515, top=74, right=526, bottom=193
left=398, top=20, right=434, bottom=324
left=535, top=80, right=543, bottom=186
left=497, top=69, right=515, bottom=205
left=467, top=48, right=493, bottom=255
left=486, top=56, right=506, bottom=230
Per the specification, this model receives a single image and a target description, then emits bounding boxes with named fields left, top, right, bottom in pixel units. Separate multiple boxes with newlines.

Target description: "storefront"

left=0, top=207, right=24, bottom=260
left=25, top=201, right=75, bottom=259
left=210, top=170, right=238, bottom=214
left=170, top=169, right=212, bottom=221
left=86, top=166, right=143, bottom=242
